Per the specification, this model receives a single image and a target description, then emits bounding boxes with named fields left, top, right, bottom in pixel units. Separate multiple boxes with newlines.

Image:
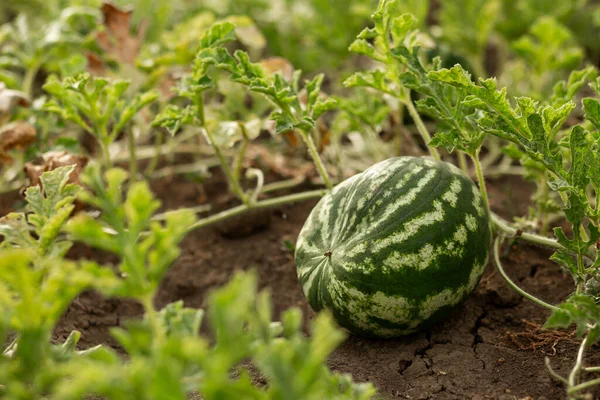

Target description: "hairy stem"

left=403, top=96, right=441, bottom=161
left=538, top=170, right=550, bottom=236
left=100, top=139, right=111, bottom=170
left=490, top=212, right=579, bottom=254
left=300, top=131, right=333, bottom=190
left=457, top=151, right=469, bottom=174
left=546, top=357, right=569, bottom=384
left=233, top=137, right=249, bottom=183
left=203, top=126, right=249, bottom=204
left=141, top=294, right=163, bottom=343
left=144, top=129, right=163, bottom=177
left=262, top=177, right=306, bottom=194
left=195, top=93, right=248, bottom=204
left=568, top=334, right=589, bottom=391
left=186, top=189, right=325, bottom=233
left=152, top=204, right=211, bottom=221
left=568, top=377, right=600, bottom=396
left=471, top=149, right=490, bottom=214
left=128, top=128, right=137, bottom=183
left=493, top=237, right=561, bottom=312
left=22, top=60, right=41, bottom=96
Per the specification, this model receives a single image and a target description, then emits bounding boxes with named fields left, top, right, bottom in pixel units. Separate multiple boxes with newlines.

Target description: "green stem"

left=396, top=103, right=405, bottom=156
left=145, top=129, right=163, bottom=177
left=568, top=378, right=600, bottom=396
left=300, top=130, right=333, bottom=190
left=152, top=204, right=211, bottom=221
left=141, top=294, right=162, bottom=342
left=186, top=189, right=325, bottom=233
left=100, top=140, right=111, bottom=170
left=493, top=237, right=561, bottom=312
left=458, top=151, right=469, bottom=174
left=128, top=128, right=137, bottom=182
left=491, top=212, right=576, bottom=253
left=539, top=170, right=550, bottom=236
left=150, top=158, right=220, bottom=180
left=195, top=92, right=248, bottom=204
left=568, top=334, right=589, bottom=391
left=546, top=357, right=569, bottom=384
left=403, top=97, right=441, bottom=161
left=262, top=177, right=306, bottom=194
left=22, top=60, right=41, bottom=96
left=203, top=126, right=249, bottom=204
left=471, top=149, right=491, bottom=214
left=233, top=137, right=249, bottom=183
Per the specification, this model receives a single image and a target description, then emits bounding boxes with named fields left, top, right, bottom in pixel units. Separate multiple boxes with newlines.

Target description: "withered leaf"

left=0, top=83, right=30, bottom=116
left=85, top=52, right=107, bottom=76
left=0, top=121, right=36, bottom=151
left=24, top=150, right=89, bottom=188
left=259, top=57, right=294, bottom=82
left=317, top=121, right=332, bottom=153
left=94, top=1, right=147, bottom=67
left=0, top=121, right=36, bottom=164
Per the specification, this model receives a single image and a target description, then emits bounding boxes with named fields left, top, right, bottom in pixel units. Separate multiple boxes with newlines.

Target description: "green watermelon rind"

left=294, top=156, right=492, bottom=338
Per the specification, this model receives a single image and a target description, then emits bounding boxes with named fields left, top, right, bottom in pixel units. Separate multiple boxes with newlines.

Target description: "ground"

left=34, top=167, right=599, bottom=400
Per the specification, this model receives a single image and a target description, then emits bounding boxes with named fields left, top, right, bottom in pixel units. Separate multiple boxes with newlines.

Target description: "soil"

left=42, top=168, right=600, bottom=400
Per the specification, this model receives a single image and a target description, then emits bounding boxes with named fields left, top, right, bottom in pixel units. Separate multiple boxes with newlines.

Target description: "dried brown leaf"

left=259, top=57, right=294, bottom=82
left=85, top=52, right=107, bottom=76
left=0, top=83, right=30, bottom=116
left=0, top=121, right=36, bottom=164
left=24, top=150, right=89, bottom=187
left=317, top=122, right=331, bottom=153
left=0, top=121, right=36, bottom=151
left=93, top=1, right=147, bottom=68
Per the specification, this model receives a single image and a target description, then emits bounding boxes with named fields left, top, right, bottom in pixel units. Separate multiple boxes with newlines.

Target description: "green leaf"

left=199, top=22, right=237, bottom=49
left=114, top=90, right=160, bottom=136
left=152, top=104, right=197, bottom=135
left=348, top=38, right=380, bottom=60
left=124, top=182, right=161, bottom=236
left=158, top=301, right=204, bottom=338
left=343, top=71, right=394, bottom=95
left=544, top=294, right=600, bottom=338
left=551, top=66, right=597, bottom=107
left=544, top=309, right=572, bottom=328
left=583, top=98, right=600, bottom=131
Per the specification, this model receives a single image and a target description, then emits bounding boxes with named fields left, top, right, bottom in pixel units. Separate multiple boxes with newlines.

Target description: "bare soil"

left=44, top=169, right=600, bottom=400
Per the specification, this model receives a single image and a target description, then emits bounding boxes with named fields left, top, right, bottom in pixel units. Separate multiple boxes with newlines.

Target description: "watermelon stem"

left=184, top=189, right=326, bottom=233
left=471, top=149, right=490, bottom=214
left=493, top=237, right=561, bottom=312
left=491, top=213, right=598, bottom=262
left=403, top=96, right=441, bottom=162
left=196, top=92, right=250, bottom=205
left=299, top=130, right=334, bottom=190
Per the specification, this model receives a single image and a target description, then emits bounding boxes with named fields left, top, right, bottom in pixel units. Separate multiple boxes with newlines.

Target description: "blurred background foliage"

left=2, top=0, right=599, bottom=78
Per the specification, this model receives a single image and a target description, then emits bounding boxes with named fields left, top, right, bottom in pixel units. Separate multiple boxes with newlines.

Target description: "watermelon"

left=295, top=156, right=491, bottom=338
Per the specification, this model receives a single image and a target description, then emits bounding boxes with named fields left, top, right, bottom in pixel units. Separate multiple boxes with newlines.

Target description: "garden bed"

left=49, top=170, right=598, bottom=399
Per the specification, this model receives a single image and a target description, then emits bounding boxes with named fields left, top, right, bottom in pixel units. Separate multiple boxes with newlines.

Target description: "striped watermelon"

left=295, top=156, right=491, bottom=338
